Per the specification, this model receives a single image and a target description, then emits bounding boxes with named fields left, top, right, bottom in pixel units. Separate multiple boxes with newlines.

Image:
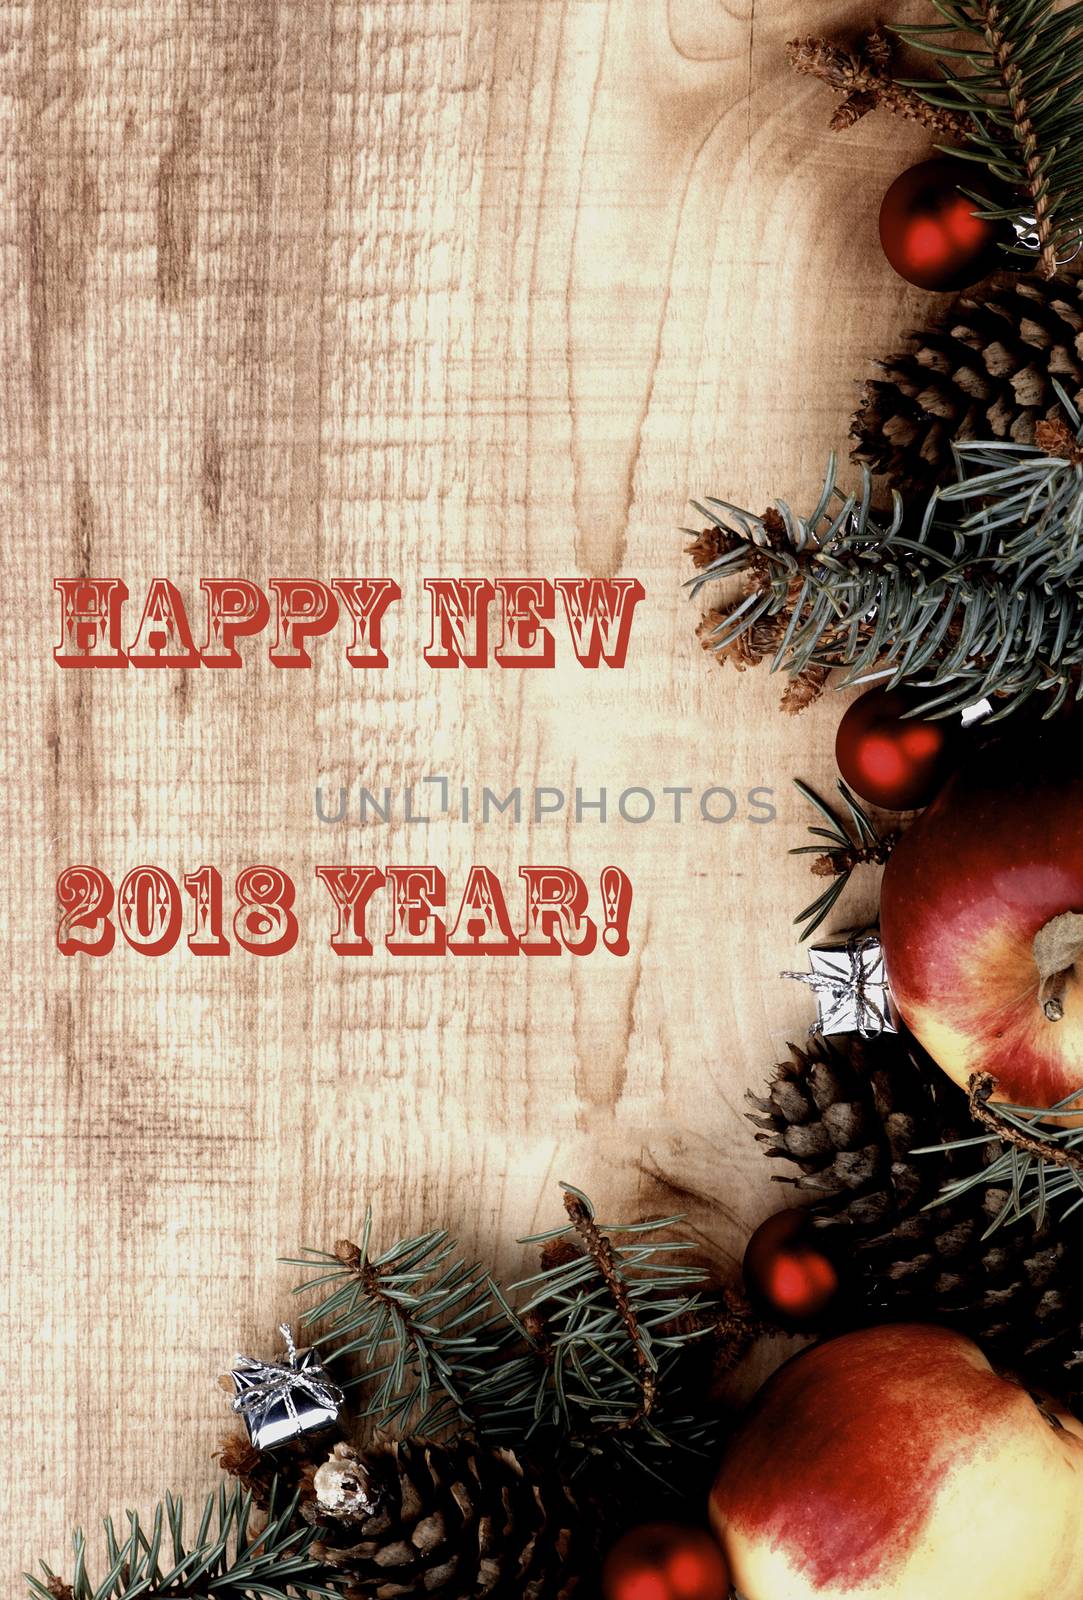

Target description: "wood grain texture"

left=2, top=0, right=944, bottom=1579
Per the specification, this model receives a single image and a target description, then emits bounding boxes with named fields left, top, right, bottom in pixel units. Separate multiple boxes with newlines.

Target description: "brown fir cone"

left=747, top=1031, right=965, bottom=1224
left=780, top=666, right=831, bottom=715
left=748, top=1032, right=1083, bottom=1402
left=697, top=600, right=832, bottom=712
left=685, top=526, right=741, bottom=569
left=788, top=30, right=970, bottom=138
left=305, top=1438, right=593, bottom=1600
left=852, top=274, right=1083, bottom=496
left=217, top=1428, right=325, bottom=1507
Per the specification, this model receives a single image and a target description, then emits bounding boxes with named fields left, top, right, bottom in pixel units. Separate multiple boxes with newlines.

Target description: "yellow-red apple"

left=879, top=724, right=1083, bottom=1109
left=710, top=1323, right=1083, bottom=1600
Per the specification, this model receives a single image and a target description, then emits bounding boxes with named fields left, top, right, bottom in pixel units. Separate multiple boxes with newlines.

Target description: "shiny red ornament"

left=879, top=157, right=1006, bottom=291
left=743, top=1210, right=840, bottom=1328
left=602, top=1523, right=731, bottom=1600
left=836, top=686, right=958, bottom=811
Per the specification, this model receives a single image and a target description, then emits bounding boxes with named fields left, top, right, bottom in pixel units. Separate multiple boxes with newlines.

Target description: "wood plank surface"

left=2, top=0, right=942, bottom=1580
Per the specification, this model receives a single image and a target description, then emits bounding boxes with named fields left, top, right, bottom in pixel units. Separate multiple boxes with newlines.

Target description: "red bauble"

left=743, top=1209, right=840, bottom=1328
left=835, top=687, right=958, bottom=811
left=879, top=157, right=1006, bottom=291
left=602, top=1523, right=731, bottom=1600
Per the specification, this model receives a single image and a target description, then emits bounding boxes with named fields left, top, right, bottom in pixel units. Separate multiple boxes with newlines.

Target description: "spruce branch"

left=898, top=0, right=1083, bottom=278
left=688, top=386, right=1083, bottom=721
left=790, top=780, right=899, bottom=941
left=285, top=1215, right=504, bottom=1437
left=289, top=1185, right=759, bottom=1482
left=26, top=1483, right=337, bottom=1600
left=916, top=1075, right=1083, bottom=1233
left=966, top=1074, right=1083, bottom=1175
left=788, top=27, right=971, bottom=136
left=511, top=1185, right=708, bottom=1449
left=556, top=1187, right=661, bottom=1429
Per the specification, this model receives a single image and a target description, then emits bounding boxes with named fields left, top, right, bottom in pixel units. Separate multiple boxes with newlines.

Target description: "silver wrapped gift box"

left=784, top=930, right=899, bottom=1039
left=228, top=1323, right=343, bottom=1451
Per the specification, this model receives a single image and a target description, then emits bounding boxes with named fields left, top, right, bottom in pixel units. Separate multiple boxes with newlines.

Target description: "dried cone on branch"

left=216, top=1428, right=325, bottom=1505
left=748, top=1032, right=1083, bottom=1401
left=689, top=510, right=833, bottom=713
left=304, top=1439, right=592, bottom=1599
left=852, top=274, right=1083, bottom=496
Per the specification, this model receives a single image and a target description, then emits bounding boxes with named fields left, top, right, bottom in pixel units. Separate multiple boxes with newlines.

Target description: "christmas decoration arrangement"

left=791, top=2, right=1083, bottom=279
left=29, top=4, right=1083, bottom=1599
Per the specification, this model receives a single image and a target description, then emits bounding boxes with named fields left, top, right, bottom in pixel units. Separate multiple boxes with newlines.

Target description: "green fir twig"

left=283, top=1216, right=504, bottom=1437
left=287, top=1184, right=757, bottom=1481
left=790, top=779, right=898, bottom=940
left=508, top=1185, right=713, bottom=1469
left=917, top=1074, right=1083, bottom=1233
left=898, top=0, right=1083, bottom=278
left=689, top=386, right=1083, bottom=722
left=27, top=1483, right=336, bottom=1600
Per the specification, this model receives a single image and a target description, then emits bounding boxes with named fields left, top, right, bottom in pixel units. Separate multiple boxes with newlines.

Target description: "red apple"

left=710, top=1324, right=1083, bottom=1600
left=879, top=723, right=1083, bottom=1109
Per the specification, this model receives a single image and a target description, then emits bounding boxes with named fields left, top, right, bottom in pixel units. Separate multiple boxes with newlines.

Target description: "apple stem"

left=1032, top=911, right=1083, bottom=1023
left=1041, top=971, right=1067, bottom=1023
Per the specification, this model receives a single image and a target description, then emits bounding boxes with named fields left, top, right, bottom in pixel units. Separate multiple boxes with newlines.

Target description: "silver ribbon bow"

left=230, top=1323, right=344, bottom=1441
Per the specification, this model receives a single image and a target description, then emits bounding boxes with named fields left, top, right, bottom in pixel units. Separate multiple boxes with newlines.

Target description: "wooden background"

left=2, top=0, right=944, bottom=1583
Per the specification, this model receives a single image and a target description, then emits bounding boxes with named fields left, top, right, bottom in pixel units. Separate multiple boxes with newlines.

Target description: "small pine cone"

left=306, top=1438, right=593, bottom=1599
left=1035, top=415, right=1083, bottom=463
left=780, top=665, right=830, bottom=714
left=747, top=1031, right=969, bottom=1218
left=685, top=526, right=741, bottom=569
left=851, top=273, right=1083, bottom=496
left=698, top=602, right=791, bottom=675
left=217, top=1428, right=325, bottom=1508
left=749, top=1032, right=1083, bottom=1405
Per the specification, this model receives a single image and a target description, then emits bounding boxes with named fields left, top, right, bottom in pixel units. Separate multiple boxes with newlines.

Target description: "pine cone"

left=749, top=1033, right=1083, bottom=1402
left=217, top=1428, right=326, bottom=1506
left=306, top=1439, right=593, bottom=1599
left=851, top=273, right=1083, bottom=496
